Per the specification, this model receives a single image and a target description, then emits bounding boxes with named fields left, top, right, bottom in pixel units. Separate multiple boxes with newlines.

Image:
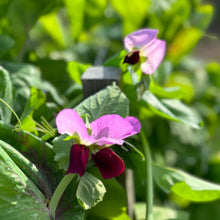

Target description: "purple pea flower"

left=56, top=109, right=141, bottom=179
left=123, top=29, right=166, bottom=74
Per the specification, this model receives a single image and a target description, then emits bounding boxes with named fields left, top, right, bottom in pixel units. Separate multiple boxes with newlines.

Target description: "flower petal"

left=125, top=116, right=141, bottom=136
left=56, top=109, right=90, bottom=141
left=66, top=144, right=89, bottom=176
left=124, top=29, right=158, bottom=51
left=140, top=39, right=166, bottom=74
left=90, top=114, right=140, bottom=146
left=92, top=148, right=125, bottom=179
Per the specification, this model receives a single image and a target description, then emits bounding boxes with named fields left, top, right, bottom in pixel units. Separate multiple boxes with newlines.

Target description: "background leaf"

left=154, top=164, right=220, bottom=202
left=0, top=35, right=14, bottom=57
left=142, top=91, right=202, bottom=128
left=134, top=203, right=189, bottom=220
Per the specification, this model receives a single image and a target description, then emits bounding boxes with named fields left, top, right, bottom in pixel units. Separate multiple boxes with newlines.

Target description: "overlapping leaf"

left=0, top=141, right=49, bottom=219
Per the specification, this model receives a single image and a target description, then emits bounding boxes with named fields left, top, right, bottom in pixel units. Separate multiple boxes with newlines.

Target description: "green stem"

left=140, top=131, right=153, bottom=220
left=0, top=98, right=21, bottom=128
left=49, top=174, right=76, bottom=219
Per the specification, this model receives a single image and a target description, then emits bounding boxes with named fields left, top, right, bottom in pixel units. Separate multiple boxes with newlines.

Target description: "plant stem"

left=49, top=174, right=75, bottom=219
left=0, top=98, right=22, bottom=129
left=140, top=131, right=153, bottom=220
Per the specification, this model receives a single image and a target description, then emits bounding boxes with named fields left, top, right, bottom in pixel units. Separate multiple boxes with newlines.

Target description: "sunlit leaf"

left=40, top=11, right=67, bottom=48
left=111, top=0, right=150, bottom=34
left=154, top=164, right=220, bottom=202
left=64, top=0, right=85, bottom=39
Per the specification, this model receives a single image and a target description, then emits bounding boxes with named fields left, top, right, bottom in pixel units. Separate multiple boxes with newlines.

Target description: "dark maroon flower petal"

left=92, top=148, right=125, bottom=179
left=66, top=144, right=89, bottom=176
left=123, top=50, right=140, bottom=65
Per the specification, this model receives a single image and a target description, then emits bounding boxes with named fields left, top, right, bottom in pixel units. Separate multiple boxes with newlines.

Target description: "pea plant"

left=1, top=1, right=220, bottom=220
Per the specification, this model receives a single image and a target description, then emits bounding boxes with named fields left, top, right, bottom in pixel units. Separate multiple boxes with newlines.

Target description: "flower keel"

left=66, top=144, right=89, bottom=176
left=92, top=148, right=125, bottom=179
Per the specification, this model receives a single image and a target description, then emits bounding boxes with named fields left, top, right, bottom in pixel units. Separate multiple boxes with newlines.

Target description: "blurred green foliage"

left=1, top=0, right=220, bottom=219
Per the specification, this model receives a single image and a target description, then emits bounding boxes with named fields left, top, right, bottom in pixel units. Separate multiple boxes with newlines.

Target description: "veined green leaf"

left=77, top=172, right=106, bottom=210
left=0, top=142, right=49, bottom=219
left=86, top=168, right=129, bottom=219
left=0, top=140, right=50, bottom=196
left=75, top=84, right=129, bottom=122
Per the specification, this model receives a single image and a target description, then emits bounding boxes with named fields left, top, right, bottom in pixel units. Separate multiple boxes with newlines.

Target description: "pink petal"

left=92, top=148, right=125, bottom=179
left=140, top=39, right=166, bottom=74
left=66, top=144, right=89, bottom=176
left=90, top=114, right=140, bottom=146
left=125, top=116, right=141, bottom=136
left=92, top=137, right=124, bottom=146
left=124, top=29, right=158, bottom=51
left=56, top=109, right=90, bottom=141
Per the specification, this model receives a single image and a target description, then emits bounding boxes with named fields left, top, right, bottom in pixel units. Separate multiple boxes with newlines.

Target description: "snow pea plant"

left=1, top=27, right=220, bottom=220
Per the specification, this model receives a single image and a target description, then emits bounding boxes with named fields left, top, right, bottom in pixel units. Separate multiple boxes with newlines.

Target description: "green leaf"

left=0, top=61, right=42, bottom=116
left=86, top=168, right=129, bottom=219
left=149, top=81, right=186, bottom=100
left=153, top=164, right=220, bottom=202
left=40, top=11, right=67, bottom=48
left=0, top=66, right=13, bottom=123
left=142, top=91, right=202, bottom=128
left=75, top=84, right=129, bottom=122
left=134, top=203, right=189, bottom=220
left=20, top=87, right=46, bottom=133
left=53, top=134, right=74, bottom=170
left=104, top=50, right=127, bottom=68
left=0, top=142, right=49, bottom=219
left=0, top=35, right=14, bottom=56
left=0, top=121, right=57, bottom=181
left=76, top=172, right=106, bottom=210
left=0, top=140, right=50, bottom=196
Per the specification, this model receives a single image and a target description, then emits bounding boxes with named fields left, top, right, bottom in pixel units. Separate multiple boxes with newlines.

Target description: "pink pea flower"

left=123, top=29, right=166, bottom=74
left=56, top=109, right=141, bottom=179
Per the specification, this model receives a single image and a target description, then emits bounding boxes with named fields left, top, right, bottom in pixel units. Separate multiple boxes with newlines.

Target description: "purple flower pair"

left=56, top=109, right=141, bottom=179
left=123, top=29, right=166, bottom=75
